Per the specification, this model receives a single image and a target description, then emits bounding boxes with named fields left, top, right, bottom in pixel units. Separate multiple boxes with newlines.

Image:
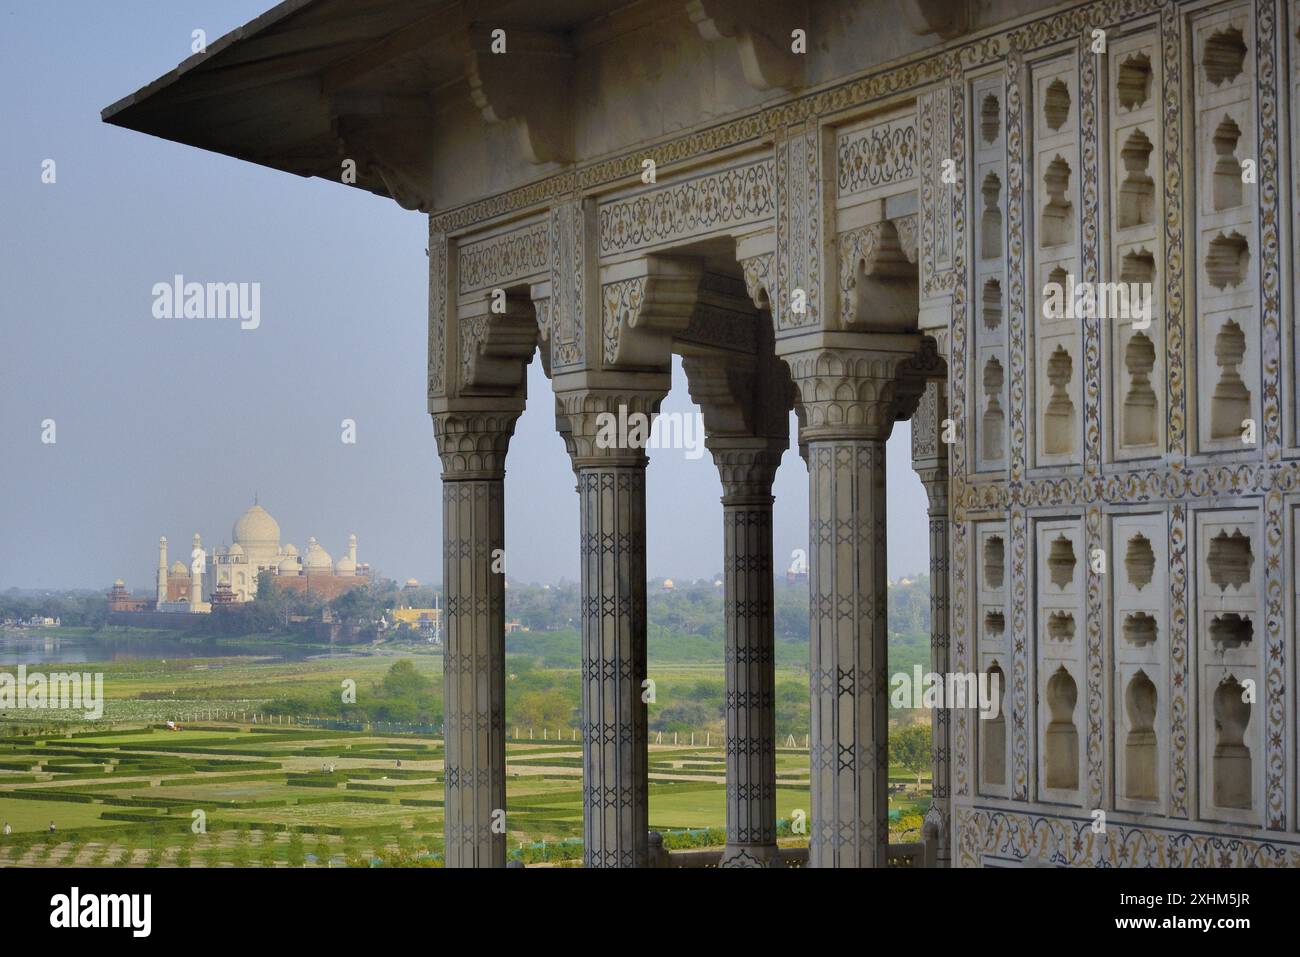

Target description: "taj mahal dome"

left=154, top=502, right=370, bottom=612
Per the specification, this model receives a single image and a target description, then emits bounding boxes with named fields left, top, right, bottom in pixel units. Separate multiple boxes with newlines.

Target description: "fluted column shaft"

left=433, top=409, right=521, bottom=869
left=716, top=443, right=782, bottom=868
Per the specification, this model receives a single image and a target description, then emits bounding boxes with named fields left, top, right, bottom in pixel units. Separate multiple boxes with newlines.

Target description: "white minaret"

left=157, top=536, right=168, bottom=605
left=190, top=532, right=204, bottom=609
left=348, top=533, right=357, bottom=565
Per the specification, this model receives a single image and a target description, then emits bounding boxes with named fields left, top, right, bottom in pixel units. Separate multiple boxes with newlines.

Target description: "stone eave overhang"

left=100, top=0, right=633, bottom=210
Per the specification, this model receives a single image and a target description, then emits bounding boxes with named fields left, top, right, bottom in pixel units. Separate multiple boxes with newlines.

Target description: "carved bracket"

left=331, top=97, right=435, bottom=212
left=687, top=0, right=807, bottom=92
left=740, top=252, right=775, bottom=313
left=839, top=214, right=920, bottom=331
left=601, top=257, right=704, bottom=369
left=902, top=0, right=969, bottom=39
left=893, top=335, right=948, bottom=423
left=460, top=295, right=539, bottom=396
left=683, top=350, right=792, bottom=444
left=465, top=25, right=574, bottom=165
left=677, top=272, right=759, bottom=356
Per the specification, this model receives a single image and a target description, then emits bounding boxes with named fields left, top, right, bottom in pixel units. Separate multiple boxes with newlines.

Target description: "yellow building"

left=389, top=606, right=442, bottom=641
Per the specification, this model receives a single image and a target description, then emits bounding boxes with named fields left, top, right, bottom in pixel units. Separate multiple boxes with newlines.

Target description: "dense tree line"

left=0, top=590, right=108, bottom=628
left=504, top=575, right=930, bottom=641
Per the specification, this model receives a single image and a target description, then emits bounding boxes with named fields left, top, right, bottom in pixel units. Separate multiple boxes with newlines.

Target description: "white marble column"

left=557, top=386, right=664, bottom=868
left=912, top=381, right=951, bottom=868
left=715, top=440, right=784, bottom=867
left=433, top=408, right=521, bottom=868
left=788, top=339, right=922, bottom=868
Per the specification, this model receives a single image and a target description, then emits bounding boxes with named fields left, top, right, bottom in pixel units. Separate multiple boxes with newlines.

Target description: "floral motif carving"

left=597, top=160, right=774, bottom=256
left=836, top=117, right=917, bottom=195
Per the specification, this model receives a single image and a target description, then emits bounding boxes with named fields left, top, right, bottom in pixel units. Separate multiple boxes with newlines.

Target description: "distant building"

left=390, top=605, right=442, bottom=641
left=661, top=578, right=675, bottom=591
left=106, top=580, right=151, bottom=613
left=143, top=502, right=370, bottom=614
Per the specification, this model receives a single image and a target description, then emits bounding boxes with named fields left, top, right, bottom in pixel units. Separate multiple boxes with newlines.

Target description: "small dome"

left=233, top=504, right=280, bottom=548
left=114, top=579, right=125, bottom=587
left=304, top=537, right=333, bottom=572
left=227, top=542, right=245, bottom=557
left=281, top=543, right=298, bottom=558
left=336, top=553, right=357, bottom=575
left=278, top=556, right=300, bottom=575
left=170, top=561, right=187, bottom=575
left=405, top=578, right=419, bottom=587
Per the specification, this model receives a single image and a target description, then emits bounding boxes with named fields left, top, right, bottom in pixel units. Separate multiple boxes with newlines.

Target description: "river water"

left=0, top=631, right=324, bottom=666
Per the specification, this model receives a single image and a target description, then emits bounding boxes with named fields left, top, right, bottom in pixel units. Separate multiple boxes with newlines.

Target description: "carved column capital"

left=432, top=405, right=524, bottom=480
left=553, top=379, right=670, bottom=469
left=710, top=438, right=786, bottom=505
left=784, top=337, right=924, bottom=443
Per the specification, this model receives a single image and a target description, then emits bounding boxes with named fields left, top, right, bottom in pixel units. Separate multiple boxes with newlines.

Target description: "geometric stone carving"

left=981, top=663, right=1007, bottom=786
left=1046, top=534, right=1077, bottom=589
left=1202, top=27, right=1247, bottom=87
left=1043, top=79, right=1070, bottom=131
left=1120, top=248, right=1156, bottom=285
left=1124, top=533, right=1156, bottom=589
left=1211, top=116, right=1244, bottom=210
left=1044, top=666, right=1079, bottom=790
left=1043, top=345, right=1076, bottom=455
left=980, top=173, right=1002, bottom=259
left=1122, top=332, right=1157, bottom=447
left=1117, top=53, right=1153, bottom=110
left=1211, top=676, right=1251, bottom=809
left=1047, top=610, right=1076, bottom=642
left=980, top=93, right=1001, bottom=145
left=1122, top=611, right=1158, bottom=647
left=983, top=534, right=1005, bottom=590
left=982, top=278, right=1003, bottom=330
left=1040, top=156, right=1074, bottom=247
left=1209, top=319, right=1250, bottom=439
left=981, top=357, right=1005, bottom=460
left=1209, top=612, right=1253, bottom=651
left=1205, top=232, right=1249, bottom=290
left=1207, top=528, right=1253, bottom=592
left=1123, top=670, right=1158, bottom=801
left=1117, top=129, right=1155, bottom=229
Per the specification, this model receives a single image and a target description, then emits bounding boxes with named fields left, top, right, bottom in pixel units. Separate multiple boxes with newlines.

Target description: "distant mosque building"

left=153, top=502, right=369, bottom=612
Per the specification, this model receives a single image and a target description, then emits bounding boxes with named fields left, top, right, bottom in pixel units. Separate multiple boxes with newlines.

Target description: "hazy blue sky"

left=0, top=1, right=931, bottom=592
